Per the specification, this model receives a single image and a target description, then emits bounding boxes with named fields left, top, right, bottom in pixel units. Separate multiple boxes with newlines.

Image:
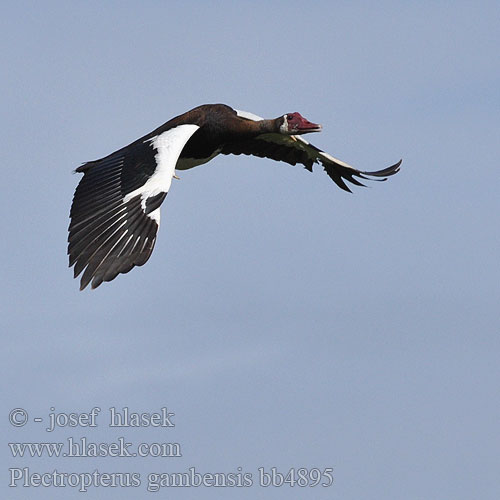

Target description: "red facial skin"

left=285, top=112, right=322, bottom=134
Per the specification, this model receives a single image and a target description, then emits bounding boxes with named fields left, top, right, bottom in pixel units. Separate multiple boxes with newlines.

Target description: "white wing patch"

left=318, top=151, right=358, bottom=172
left=147, top=207, right=161, bottom=225
left=235, top=109, right=264, bottom=121
left=288, top=134, right=359, bottom=172
left=123, top=124, right=200, bottom=221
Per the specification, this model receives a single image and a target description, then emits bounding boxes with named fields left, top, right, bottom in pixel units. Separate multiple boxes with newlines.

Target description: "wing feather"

left=68, top=124, right=199, bottom=289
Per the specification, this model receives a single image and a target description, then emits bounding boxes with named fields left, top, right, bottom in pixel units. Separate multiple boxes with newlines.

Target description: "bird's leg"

left=173, top=172, right=181, bottom=180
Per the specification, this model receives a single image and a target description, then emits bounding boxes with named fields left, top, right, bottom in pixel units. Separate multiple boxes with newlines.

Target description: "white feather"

left=235, top=109, right=264, bottom=121
left=318, top=151, right=358, bottom=171
left=147, top=207, right=161, bottom=225
left=123, top=124, right=200, bottom=221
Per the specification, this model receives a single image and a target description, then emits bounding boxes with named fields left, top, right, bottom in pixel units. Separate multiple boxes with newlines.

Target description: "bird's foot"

left=173, top=173, right=181, bottom=180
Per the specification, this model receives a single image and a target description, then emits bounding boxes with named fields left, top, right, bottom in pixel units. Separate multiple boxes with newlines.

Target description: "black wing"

left=221, top=132, right=401, bottom=193
left=69, top=122, right=201, bottom=290
left=68, top=140, right=164, bottom=290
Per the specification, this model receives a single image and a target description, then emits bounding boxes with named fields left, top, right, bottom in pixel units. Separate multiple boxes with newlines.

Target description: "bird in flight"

left=68, top=103, right=401, bottom=290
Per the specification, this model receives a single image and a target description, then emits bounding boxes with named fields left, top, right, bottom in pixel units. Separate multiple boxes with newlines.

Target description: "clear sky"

left=2, top=1, right=499, bottom=499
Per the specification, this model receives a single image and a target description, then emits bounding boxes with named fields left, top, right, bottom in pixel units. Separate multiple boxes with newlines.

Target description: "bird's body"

left=69, top=103, right=401, bottom=290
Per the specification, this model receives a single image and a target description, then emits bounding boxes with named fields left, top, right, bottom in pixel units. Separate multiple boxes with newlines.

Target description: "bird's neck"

left=257, top=118, right=281, bottom=134
left=233, top=118, right=280, bottom=136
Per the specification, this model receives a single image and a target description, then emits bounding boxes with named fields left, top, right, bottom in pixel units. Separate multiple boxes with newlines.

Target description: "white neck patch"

left=279, top=115, right=288, bottom=134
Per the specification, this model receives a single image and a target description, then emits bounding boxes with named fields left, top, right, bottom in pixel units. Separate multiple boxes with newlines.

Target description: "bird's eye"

left=287, top=114, right=294, bottom=120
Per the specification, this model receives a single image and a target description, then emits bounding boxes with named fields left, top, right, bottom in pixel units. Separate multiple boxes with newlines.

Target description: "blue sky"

left=2, top=1, right=499, bottom=499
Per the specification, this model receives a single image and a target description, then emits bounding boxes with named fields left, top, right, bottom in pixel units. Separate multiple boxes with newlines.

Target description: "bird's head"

left=279, top=112, right=322, bottom=135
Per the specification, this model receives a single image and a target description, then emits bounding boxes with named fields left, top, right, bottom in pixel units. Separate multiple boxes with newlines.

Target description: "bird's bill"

left=297, top=121, right=322, bottom=133
left=294, top=115, right=322, bottom=134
